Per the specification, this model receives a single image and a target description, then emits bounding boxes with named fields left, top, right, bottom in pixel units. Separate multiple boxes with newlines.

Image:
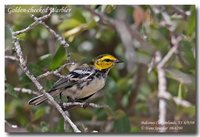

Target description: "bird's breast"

left=62, top=77, right=106, bottom=100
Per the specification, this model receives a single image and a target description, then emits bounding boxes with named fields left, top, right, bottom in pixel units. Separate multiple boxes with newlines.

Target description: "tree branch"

left=12, top=11, right=53, bottom=36
left=31, top=14, right=71, bottom=62
left=157, top=36, right=182, bottom=68
left=155, top=51, right=167, bottom=132
left=159, top=90, right=192, bottom=108
left=14, top=87, right=40, bottom=95
left=154, top=35, right=183, bottom=132
left=172, top=6, right=189, bottom=19
left=5, top=55, right=19, bottom=61
left=63, top=102, right=110, bottom=109
left=84, top=6, right=154, bottom=52
left=12, top=32, right=81, bottom=132
left=37, top=63, right=74, bottom=80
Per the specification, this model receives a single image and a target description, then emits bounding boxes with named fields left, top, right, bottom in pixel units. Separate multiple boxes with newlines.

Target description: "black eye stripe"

left=104, top=59, right=112, bottom=62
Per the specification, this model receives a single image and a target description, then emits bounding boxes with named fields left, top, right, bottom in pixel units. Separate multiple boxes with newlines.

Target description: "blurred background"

left=5, top=5, right=196, bottom=133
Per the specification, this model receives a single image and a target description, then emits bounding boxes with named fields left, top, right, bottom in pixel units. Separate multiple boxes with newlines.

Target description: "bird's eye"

left=104, top=59, right=111, bottom=62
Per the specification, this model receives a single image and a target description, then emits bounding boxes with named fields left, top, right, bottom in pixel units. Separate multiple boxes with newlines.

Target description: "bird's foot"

left=83, top=102, right=89, bottom=109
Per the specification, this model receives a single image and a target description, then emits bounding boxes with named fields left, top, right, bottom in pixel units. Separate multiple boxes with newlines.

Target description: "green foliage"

left=38, top=54, right=53, bottom=69
left=113, top=110, right=131, bottom=133
left=33, top=107, right=46, bottom=121
left=5, top=83, right=18, bottom=98
left=5, top=25, right=13, bottom=51
left=165, top=68, right=194, bottom=85
left=5, top=5, right=196, bottom=133
left=186, top=7, right=196, bottom=36
left=58, top=19, right=83, bottom=31
left=181, top=106, right=195, bottom=117
left=50, top=46, right=66, bottom=70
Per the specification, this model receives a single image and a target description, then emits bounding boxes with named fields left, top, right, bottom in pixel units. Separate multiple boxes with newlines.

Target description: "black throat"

left=95, top=68, right=111, bottom=78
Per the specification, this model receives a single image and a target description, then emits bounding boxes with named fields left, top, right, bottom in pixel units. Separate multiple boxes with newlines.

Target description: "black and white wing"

left=49, top=64, right=95, bottom=92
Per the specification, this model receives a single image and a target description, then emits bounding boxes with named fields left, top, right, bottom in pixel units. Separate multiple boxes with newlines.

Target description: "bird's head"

left=94, top=54, right=123, bottom=71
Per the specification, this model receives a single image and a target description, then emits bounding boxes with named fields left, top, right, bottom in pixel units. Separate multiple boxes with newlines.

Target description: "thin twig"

left=83, top=6, right=115, bottom=27
left=159, top=91, right=192, bottom=108
left=37, top=63, right=74, bottom=80
left=31, top=14, right=71, bottom=62
left=5, top=55, right=19, bottom=61
left=75, top=121, right=104, bottom=127
left=12, top=11, right=53, bottom=36
left=63, top=102, right=110, bottom=109
left=172, top=6, right=188, bottom=19
left=157, top=36, right=182, bottom=68
left=84, top=6, right=154, bottom=53
left=14, top=87, right=40, bottom=95
left=12, top=36, right=81, bottom=132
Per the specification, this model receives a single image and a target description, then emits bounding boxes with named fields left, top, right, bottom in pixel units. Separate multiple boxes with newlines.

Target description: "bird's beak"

left=115, top=59, right=123, bottom=63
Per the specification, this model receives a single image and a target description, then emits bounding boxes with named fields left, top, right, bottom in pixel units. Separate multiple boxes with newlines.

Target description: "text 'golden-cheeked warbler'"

left=28, top=54, right=123, bottom=106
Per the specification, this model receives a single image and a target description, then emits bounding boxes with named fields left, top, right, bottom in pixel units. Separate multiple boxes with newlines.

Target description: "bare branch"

left=5, top=55, right=19, bottom=61
left=75, top=121, right=104, bottom=127
left=83, top=6, right=115, bottom=27
left=155, top=51, right=167, bottom=132
left=157, top=36, right=182, bottom=68
left=14, top=87, right=40, bottom=95
left=12, top=11, right=53, bottom=36
left=172, top=97, right=192, bottom=107
left=5, top=121, right=28, bottom=133
left=159, top=91, right=192, bottom=107
left=154, top=34, right=183, bottom=132
left=31, top=14, right=71, bottom=62
left=85, top=6, right=154, bottom=51
left=37, top=63, right=74, bottom=79
left=12, top=35, right=80, bottom=132
left=172, top=6, right=189, bottom=19
left=63, top=102, right=110, bottom=109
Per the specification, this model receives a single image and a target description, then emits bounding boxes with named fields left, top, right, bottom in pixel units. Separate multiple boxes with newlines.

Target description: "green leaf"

left=53, top=119, right=64, bottom=132
left=5, top=25, right=13, bottom=51
left=34, top=107, right=45, bottom=121
left=113, top=110, right=131, bottom=133
left=5, top=83, right=18, bottom=98
left=72, top=8, right=86, bottom=23
left=186, top=7, right=196, bottom=36
left=37, top=54, right=52, bottom=68
left=165, top=68, right=194, bottom=85
left=86, top=19, right=97, bottom=29
left=49, top=46, right=66, bottom=70
left=28, top=63, right=43, bottom=76
left=178, top=83, right=183, bottom=99
left=58, top=19, right=82, bottom=31
left=16, top=33, right=26, bottom=40
left=180, top=40, right=195, bottom=68
left=181, top=106, right=195, bottom=117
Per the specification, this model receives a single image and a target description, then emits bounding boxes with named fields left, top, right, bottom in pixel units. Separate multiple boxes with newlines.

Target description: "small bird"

left=28, top=54, right=123, bottom=106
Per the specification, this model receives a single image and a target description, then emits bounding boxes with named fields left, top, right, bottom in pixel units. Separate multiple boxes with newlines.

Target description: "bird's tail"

left=28, top=90, right=60, bottom=106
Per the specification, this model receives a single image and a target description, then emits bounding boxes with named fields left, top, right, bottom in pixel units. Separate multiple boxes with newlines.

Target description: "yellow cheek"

left=95, top=61, right=113, bottom=70
left=103, top=62, right=113, bottom=69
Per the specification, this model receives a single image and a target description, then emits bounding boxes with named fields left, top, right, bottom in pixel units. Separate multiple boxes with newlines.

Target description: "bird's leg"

left=67, top=96, right=75, bottom=102
left=59, top=93, right=64, bottom=108
left=61, top=97, right=77, bottom=111
left=83, top=102, right=89, bottom=109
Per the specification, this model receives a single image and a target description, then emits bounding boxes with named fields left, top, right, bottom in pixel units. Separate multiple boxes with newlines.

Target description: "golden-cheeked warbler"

left=28, top=54, right=123, bottom=106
